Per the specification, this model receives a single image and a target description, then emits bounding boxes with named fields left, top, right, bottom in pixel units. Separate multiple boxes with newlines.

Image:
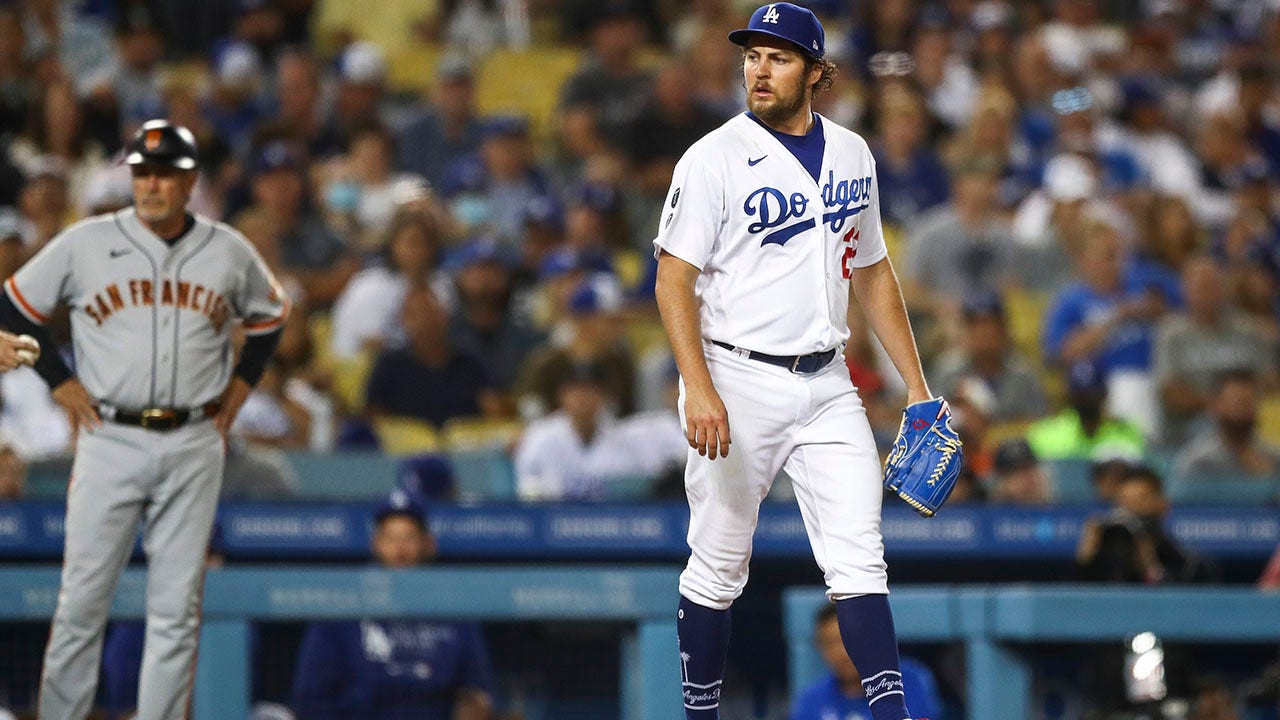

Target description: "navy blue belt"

left=712, top=340, right=838, bottom=374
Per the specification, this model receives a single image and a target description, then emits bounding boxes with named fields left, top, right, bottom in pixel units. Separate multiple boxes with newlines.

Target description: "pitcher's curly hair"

left=806, top=56, right=839, bottom=98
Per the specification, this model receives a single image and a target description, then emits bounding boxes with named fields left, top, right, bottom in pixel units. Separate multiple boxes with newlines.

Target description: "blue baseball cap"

left=373, top=488, right=429, bottom=528
left=250, top=140, right=304, bottom=177
left=397, top=453, right=455, bottom=500
left=1067, top=360, right=1107, bottom=397
left=729, top=3, right=825, bottom=59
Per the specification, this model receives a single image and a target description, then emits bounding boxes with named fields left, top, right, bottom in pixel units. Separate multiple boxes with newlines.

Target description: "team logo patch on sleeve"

left=670, top=188, right=681, bottom=208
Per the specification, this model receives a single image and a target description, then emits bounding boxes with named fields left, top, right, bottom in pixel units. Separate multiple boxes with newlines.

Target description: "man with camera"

left=1075, top=464, right=1216, bottom=584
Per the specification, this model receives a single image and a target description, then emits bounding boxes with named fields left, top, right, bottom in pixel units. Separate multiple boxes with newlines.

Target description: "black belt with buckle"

left=100, top=402, right=222, bottom=431
left=712, top=340, right=838, bottom=374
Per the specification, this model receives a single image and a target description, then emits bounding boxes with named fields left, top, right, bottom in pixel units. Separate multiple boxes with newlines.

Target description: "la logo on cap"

left=762, top=4, right=779, bottom=23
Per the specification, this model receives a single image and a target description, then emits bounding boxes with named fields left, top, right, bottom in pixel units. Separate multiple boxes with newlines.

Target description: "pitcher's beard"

left=747, top=87, right=808, bottom=128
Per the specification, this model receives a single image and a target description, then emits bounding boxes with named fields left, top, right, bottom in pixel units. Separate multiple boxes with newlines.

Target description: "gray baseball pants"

left=39, top=419, right=224, bottom=720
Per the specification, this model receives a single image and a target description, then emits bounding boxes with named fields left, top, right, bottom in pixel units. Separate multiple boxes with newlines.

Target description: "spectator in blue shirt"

left=1042, top=218, right=1181, bottom=436
left=871, top=87, right=949, bottom=230
left=395, top=54, right=485, bottom=189
left=292, top=491, right=495, bottom=720
left=364, top=284, right=502, bottom=425
left=790, top=603, right=943, bottom=720
left=441, top=116, right=557, bottom=245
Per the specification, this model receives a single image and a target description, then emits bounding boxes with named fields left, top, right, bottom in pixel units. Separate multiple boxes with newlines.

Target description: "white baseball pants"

left=678, top=341, right=888, bottom=609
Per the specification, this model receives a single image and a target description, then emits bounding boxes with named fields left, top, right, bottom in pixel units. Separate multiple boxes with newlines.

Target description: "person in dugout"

left=291, top=490, right=495, bottom=719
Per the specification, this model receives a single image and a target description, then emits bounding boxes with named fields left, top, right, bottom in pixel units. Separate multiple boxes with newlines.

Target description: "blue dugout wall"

left=3, top=567, right=1279, bottom=719
left=785, top=586, right=1280, bottom=720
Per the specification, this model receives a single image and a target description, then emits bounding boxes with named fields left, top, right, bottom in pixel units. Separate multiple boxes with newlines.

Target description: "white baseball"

left=15, top=334, right=39, bottom=365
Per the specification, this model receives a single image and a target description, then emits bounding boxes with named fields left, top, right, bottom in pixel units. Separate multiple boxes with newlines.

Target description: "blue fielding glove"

left=883, top=397, right=964, bottom=517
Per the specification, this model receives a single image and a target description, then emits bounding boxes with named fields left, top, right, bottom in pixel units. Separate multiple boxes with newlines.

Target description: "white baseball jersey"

left=653, top=113, right=887, bottom=356
left=5, top=207, right=290, bottom=408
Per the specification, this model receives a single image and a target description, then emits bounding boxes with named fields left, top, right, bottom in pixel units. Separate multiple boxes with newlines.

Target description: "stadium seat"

left=623, top=315, right=670, bottom=357
left=372, top=416, right=443, bottom=455
left=474, top=48, right=582, bottom=139
left=442, top=417, right=524, bottom=451
left=284, top=451, right=401, bottom=499
left=387, top=44, right=444, bottom=93
left=309, top=312, right=377, bottom=413
left=1166, top=474, right=1279, bottom=505
left=330, top=353, right=374, bottom=414
left=987, top=421, right=1033, bottom=449
left=1257, top=394, right=1280, bottom=448
left=307, top=312, right=333, bottom=364
left=611, top=247, right=645, bottom=290
left=442, top=417, right=522, bottom=500
left=1003, top=287, right=1050, bottom=365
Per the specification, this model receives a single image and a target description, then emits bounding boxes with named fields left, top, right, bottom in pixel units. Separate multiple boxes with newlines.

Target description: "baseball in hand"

left=16, top=334, right=39, bottom=366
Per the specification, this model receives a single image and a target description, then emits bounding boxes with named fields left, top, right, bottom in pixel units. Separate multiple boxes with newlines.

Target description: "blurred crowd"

left=0, top=0, right=1276, bottom=510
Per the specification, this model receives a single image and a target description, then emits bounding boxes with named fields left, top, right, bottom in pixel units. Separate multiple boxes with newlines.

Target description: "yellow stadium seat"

left=373, top=415, right=442, bottom=455
left=442, top=416, right=524, bottom=450
left=612, top=248, right=644, bottom=291
left=624, top=315, right=670, bottom=357
left=307, top=313, right=333, bottom=365
left=330, top=353, right=374, bottom=414
left=440, top=418, right=522, bottom=500
left=987, top=420, right=1033, bottom=448
left=1258, top=394, right=1280, bottom=448
left=311, top=0, right=439, bottom=57
left=387, top=45, right=444, bottom=93
left=882, top=224, right=906, bottom=266
left=473, top=48, right=582, bottom=139
left=1003, top=287, right=1050, bottom=365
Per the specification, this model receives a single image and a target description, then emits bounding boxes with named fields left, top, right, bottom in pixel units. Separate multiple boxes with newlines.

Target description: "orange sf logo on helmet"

left=144, top=129, right=163, bottom=151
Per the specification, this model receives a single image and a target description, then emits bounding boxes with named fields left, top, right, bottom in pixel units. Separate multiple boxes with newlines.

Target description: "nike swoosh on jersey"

left=748, top=155, right=767, bottom=166
left=760, top=218, right=815, bottom=246
left=108, top=248, right=131, bottom=258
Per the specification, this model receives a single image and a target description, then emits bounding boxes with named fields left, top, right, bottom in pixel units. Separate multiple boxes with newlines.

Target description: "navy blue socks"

left=677, top=596, right=731, bottom=719
left=835, top=594, right=911, bottom=720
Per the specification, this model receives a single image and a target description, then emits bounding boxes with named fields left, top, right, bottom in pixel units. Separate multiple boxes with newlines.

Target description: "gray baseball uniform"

left=8, top=207, right=289, bottom=720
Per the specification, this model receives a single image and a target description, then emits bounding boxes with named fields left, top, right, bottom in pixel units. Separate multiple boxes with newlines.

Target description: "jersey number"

left=841, top=226, right=859, bottom=279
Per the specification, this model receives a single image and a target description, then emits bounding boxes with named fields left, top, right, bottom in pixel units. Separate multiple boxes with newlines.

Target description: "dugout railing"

left=785, top=585, right=1280, bottom=720
left=0, top=566, right=682, bottom=720
left=4, top=570, right=1280, bottom=719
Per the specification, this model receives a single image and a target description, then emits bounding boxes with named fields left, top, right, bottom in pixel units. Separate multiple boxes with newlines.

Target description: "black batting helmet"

left=123, top=119, right=199, bottom=170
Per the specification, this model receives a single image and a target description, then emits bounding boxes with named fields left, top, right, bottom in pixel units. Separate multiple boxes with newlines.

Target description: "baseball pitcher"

left=653, top=5, right=961, bottom=719
left=0, top=120, right=290, bottom=720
